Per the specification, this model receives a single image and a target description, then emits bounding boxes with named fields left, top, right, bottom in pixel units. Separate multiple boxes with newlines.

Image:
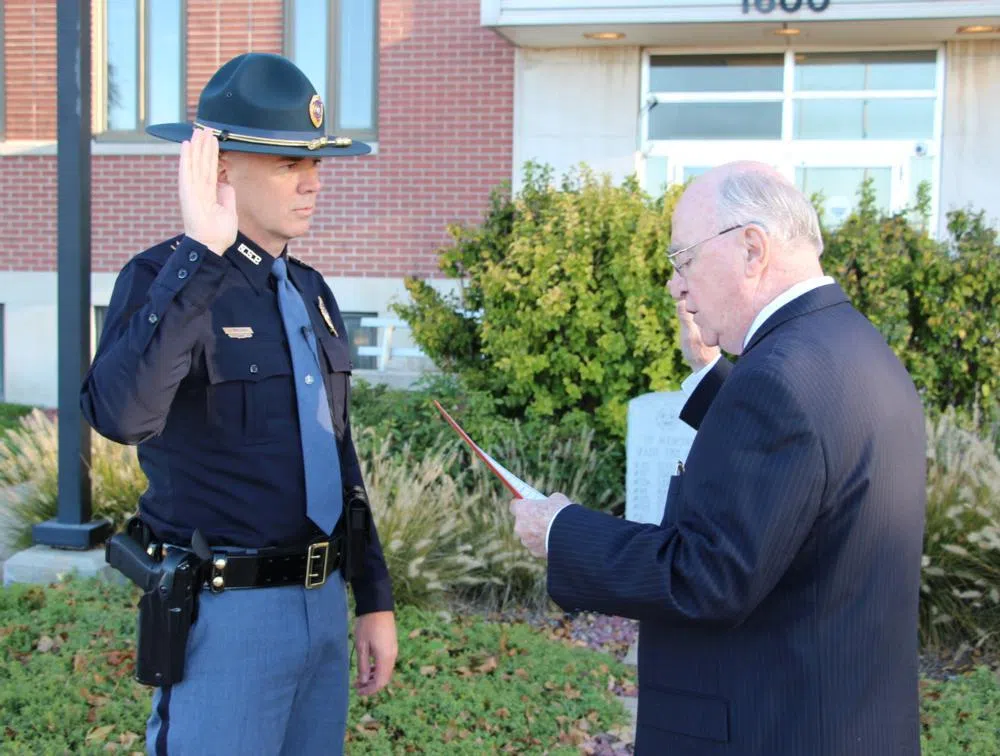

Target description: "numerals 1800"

left=742, top=0, right=831, bottom=12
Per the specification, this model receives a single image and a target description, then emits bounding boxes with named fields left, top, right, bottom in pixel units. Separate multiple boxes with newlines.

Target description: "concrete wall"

left=940, top=39, right=1000, bottom=229
left=513, top=46, right=640, bottom=188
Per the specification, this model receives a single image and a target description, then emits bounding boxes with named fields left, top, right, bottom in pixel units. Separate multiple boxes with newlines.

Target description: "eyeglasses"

left=667, top=223, right=750, bottom=274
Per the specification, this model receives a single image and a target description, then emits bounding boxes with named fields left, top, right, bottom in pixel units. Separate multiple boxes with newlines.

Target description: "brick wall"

left=3, top=0, right=57, bottom=140
left=0, top=0, right=515, bottom=278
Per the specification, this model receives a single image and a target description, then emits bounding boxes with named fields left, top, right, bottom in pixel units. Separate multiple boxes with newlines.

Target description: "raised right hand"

left=178, top=127, right=237, bottom=256
left=675, top=300, right=720, bottom=371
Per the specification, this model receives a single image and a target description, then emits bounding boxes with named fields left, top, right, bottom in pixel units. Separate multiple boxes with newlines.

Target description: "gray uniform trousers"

left=146, top=571, right=350, bottom=755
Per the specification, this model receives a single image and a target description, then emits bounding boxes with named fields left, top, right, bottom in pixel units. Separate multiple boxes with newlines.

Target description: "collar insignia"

left=237, top=243, right=262, bottom=266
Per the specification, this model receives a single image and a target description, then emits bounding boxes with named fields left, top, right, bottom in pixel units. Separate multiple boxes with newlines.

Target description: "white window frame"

left=639, top=45, right=945, bottom=232
left=283, top=0, right=379, bottom=142
left=92, top=0, right=188, bottom=141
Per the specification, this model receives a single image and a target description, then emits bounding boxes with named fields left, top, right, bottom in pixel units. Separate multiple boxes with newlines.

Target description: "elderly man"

left=511, top=161, right=926, bottom=755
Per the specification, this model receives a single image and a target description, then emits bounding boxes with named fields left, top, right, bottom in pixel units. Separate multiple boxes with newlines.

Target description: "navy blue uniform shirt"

left=81, top=232, right=393, bottom=615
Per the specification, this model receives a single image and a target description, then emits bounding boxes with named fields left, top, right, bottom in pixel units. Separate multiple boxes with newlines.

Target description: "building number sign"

left=742, top=0, right=831, bottom=12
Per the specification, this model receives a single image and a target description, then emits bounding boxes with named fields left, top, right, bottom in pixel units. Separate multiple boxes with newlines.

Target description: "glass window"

left=795, top=166, right=892, bottom=227
left=644, top=156, right=668, bottom=196
left=650, top=102, right=782, bottom=140
left=101, top=0, right=185, bottom=136
left=287, top=0, right=378, bottom=139
left=341, top=313, right=378, bottom=370
left=650, top=54, right=783, bottom=93
left=794, top=51, right=937, bottom=92
left=794, top=98, right=935, bottom=140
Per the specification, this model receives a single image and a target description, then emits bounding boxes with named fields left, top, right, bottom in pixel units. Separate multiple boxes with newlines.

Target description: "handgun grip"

left=106, top=532, right=159, bottom=593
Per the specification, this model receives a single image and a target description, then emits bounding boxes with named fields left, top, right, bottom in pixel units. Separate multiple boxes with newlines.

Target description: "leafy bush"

left=0, top=403, right=33, bottom=433
left=352, top=375, right=625, bottom=515
left=920, top=409, right=1000, bottom=651
left=1, top=411, right=145, bottom=549
left=920, top=667, right=1000, bottom=754
left=396, top=166, right=998, bottom=449
left=0, top=577, right=634, bottom=755
left=820, top=182, right=999, bottom=431
left=394, top=163, right=688, bottom=442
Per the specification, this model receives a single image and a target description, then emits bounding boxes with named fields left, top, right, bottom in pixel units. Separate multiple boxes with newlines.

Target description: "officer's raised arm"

left=80, top=129, right=235, bottom=444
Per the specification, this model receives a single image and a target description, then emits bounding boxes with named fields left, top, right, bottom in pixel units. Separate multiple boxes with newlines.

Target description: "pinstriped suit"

left=547, top=284, right=926, bottom=755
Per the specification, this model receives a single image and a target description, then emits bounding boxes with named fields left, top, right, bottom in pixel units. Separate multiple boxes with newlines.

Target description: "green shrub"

left=0, top=403, right=33, bottom=433
left=394, top=163, right=688, bottom=442
left=395, top=166, right=998, bottom=449
left=920, top=409, right=1000, bottom=651
left=821, top=181, right=999, bottom=430
left=1, top=411, right=145, bottom=549
left=352, top=375, right=625, bottom=515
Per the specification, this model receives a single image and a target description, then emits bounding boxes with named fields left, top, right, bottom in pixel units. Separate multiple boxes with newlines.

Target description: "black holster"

left=341, top=485, right=373, bottom=582
left=105, top=517, right=206, bottom=687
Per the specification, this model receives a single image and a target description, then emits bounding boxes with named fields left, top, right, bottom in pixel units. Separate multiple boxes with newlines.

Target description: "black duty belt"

left=201, top=537, right=343, bottom=592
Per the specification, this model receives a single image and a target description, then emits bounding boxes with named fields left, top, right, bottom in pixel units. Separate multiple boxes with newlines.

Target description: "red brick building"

left=2, top=1, right=999, bottom=406
left=0, top=0, right=514, bottom=405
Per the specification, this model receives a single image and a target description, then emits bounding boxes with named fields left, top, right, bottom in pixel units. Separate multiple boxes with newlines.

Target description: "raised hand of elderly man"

left=668, top=273, right=720, bottom=371
left=510, top=493, right=573, bottom=558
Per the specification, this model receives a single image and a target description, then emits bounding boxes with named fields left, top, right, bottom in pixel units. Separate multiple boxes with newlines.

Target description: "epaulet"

left=168, top=235, right=183, bottom=252
left=288, top=255, right=316, bottom=272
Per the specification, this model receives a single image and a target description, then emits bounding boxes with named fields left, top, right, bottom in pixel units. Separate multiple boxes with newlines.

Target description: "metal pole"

left=33, top=0, right=111, bottom=550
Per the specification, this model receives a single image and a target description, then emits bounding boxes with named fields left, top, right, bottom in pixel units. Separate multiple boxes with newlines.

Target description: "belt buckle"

left=305, top=541, right=330, bottom=589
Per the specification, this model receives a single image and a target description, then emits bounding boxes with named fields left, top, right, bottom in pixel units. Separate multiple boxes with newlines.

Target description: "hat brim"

left=146, top=122, right=372, bottom=158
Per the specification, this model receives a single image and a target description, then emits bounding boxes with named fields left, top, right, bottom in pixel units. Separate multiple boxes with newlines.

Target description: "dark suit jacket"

left=548, top=284, right=926, bottom=755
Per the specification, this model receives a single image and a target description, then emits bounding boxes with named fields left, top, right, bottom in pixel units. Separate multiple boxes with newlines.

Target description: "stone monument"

left=625, top=391, right=696, bottom=525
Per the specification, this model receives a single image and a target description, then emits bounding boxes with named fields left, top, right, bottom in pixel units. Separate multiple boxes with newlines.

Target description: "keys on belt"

left=206, top=537, right=343, bottom=592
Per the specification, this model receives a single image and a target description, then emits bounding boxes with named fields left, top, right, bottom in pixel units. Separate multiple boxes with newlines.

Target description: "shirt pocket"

left=205, top=339, right=295, bottom=443
left=317, top=333, right=352, bottom=439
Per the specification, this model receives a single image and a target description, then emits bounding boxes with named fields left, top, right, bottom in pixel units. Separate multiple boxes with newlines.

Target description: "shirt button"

left=249, top=364, right=259, bottom=374
left=148, top=313, right=158, bottom=325
left=304, top=374, right=315, bottom=385
left=188, top=251, right=199, bottom=262
left=177, top=269, right=188, bottom=280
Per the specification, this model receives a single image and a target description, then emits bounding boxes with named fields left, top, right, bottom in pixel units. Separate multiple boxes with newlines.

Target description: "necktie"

left=271, top=256, right=342, bottom=535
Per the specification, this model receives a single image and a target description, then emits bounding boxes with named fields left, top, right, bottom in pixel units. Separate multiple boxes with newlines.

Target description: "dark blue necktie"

left=272, top=256, right=342, bottom=536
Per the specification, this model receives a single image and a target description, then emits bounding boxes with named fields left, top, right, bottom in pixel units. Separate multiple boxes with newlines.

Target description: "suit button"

left=177, top=269, right=188, bottom=279
left=148, top=313, right=158, bottom=324
left=188, top=251, right=199, bottom=262
left=249, top=364, right=259, bottom=374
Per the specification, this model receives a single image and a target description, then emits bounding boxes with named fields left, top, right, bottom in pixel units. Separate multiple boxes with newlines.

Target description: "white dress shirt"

left=543, top=276, right=836, bottom=552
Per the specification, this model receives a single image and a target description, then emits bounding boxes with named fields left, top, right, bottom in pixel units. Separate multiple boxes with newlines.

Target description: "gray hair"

left=715, top=169, right=824, bottom=256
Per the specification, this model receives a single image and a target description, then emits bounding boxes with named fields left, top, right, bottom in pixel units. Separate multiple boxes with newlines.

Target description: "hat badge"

left=309, top=95, right=324, bottom=129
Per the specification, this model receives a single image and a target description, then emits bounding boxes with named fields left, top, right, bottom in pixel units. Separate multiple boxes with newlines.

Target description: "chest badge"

left=222, top=326, right=254, bottom=339
left=316, top=297, right=339, bottom=337
left=237, top=243, right=262, bottom=266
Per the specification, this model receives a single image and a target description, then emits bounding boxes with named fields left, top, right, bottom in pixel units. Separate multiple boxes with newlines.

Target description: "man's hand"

left=675, top=301, right=720, bottom=371
left=179, top=127, right=237, bottom=256
left=667, top=275, right=720, bottom=371
left=510, top=493, right=572, bottom=559
left=353, top=611, right=397, bottom=696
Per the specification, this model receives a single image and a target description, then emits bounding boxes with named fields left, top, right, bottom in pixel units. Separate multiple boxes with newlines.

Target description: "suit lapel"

left=742, top=283, right=850, bottom=354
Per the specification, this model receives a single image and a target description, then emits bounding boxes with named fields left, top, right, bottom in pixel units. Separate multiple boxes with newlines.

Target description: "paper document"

left=432, top=400, right=548, bottom=500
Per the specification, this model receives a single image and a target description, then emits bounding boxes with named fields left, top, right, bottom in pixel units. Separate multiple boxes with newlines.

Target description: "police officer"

left=81, top=53, right=397, bottom=754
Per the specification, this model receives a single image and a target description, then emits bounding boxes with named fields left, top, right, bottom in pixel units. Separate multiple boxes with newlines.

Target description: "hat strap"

left=193, top=122, right=352, bottom=151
